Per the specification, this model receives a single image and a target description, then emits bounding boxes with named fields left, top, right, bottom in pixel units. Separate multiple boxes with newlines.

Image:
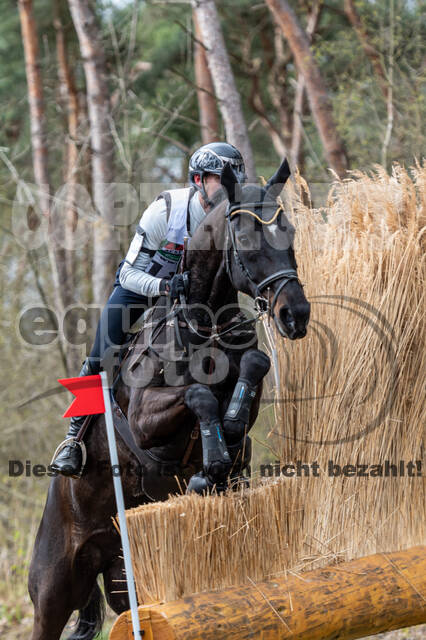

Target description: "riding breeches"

left=88, top=285, right=158, bottom=370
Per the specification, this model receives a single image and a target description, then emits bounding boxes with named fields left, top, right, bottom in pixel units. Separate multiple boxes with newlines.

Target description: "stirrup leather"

left=50, top=437, right=87, bottom=479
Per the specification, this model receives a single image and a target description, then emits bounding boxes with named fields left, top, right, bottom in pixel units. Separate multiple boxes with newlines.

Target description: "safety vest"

left=143, top=187, right=195, bottom=280
left=115, top=187, right=196, bottom=287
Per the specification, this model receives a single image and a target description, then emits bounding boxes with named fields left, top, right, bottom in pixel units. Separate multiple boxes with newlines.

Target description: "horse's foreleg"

left=218, top=349, right=270, bottom=486
left=29, top=484, right=74, bottom=640
left=30, top=549, right=104, bottom=640
left=31, top=611, right=72, bottom=640
left=223, top=349, right=270, bottom=442
left=103, top=556, right=129, bottom=615
left=185, top=384, right=231, bottom=488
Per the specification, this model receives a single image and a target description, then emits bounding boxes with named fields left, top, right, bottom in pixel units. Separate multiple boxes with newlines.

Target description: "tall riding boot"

left=50, top=358, right=99, bottom=478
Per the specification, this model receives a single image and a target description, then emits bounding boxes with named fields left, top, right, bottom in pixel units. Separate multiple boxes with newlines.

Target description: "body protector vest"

left=123, top=187, right=196, bottom=282
left=144, top=187, right=194, bottom=280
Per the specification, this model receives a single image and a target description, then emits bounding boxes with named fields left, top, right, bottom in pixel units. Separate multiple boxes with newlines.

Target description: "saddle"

left=78, top=304, right=255, bottom=498
left=110, top=392, right=200, bottom=502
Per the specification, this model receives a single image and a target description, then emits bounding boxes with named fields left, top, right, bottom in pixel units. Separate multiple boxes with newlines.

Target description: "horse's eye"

left=237, top=234, right=251, bottom=248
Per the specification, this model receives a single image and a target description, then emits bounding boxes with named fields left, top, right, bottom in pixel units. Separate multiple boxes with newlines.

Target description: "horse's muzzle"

left=277, top=302, right=310, bottom=340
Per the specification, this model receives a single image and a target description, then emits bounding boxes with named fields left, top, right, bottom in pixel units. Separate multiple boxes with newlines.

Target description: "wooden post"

left=109, top=546, right=426, bottom=640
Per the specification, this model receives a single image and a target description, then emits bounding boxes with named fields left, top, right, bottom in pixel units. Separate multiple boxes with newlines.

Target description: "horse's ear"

left=221, top=162, right=238, bottom=204
left=266, top=158, right=291, bottom=198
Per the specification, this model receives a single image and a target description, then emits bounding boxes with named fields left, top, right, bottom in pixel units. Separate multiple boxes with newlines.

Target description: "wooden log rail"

left=109, top=546, right=426, bottom=640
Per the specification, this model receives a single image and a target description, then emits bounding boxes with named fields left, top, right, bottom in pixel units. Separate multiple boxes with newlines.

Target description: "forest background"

left=0, top=0, right=424, bottom=636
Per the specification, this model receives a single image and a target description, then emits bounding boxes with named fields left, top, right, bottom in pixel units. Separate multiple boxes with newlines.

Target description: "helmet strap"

left=196, top=174, right=215, bottom=209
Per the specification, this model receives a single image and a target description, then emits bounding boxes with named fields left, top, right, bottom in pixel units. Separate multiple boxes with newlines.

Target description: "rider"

left=51, top=142, right=247, bottom=478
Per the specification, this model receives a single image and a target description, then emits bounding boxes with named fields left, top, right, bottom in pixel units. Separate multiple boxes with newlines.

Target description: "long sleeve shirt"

left=119, top=191, right=206, bottom=298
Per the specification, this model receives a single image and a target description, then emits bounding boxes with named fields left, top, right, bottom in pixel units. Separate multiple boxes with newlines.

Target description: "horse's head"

left=220, top=159, right=310, bottom=340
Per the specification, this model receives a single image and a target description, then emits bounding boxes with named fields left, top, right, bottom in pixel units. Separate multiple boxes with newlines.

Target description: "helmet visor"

left=207, top=159, right=246, bottom=183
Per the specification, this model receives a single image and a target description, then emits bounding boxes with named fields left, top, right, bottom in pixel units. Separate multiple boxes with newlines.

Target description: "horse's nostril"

left=290, top=302, right=310, bottom=326
left=279, top=306, right=293, bottom=325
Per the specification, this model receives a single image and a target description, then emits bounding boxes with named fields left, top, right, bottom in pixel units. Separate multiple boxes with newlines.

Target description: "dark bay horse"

left=28, top=159, right=310, bottom=640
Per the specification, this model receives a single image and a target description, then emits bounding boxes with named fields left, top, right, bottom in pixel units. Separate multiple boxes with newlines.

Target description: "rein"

left=175, top=295, right=265, bottom=346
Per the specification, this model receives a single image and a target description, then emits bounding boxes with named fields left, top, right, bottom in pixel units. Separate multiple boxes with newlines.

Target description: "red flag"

left=58, top=374, right=105, bottom=417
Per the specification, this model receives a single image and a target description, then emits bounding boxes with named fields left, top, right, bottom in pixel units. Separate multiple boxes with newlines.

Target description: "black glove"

left=164, top=272, right=189, bottom=301
left=159, top=278, right=169, bottom=295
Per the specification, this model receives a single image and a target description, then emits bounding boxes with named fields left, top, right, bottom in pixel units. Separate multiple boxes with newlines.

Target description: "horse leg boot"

left=185, top=384, right=231, bottom=494
left=50, top=357, right=100, bottom=478
left=223, top=349, right=271, bottom=445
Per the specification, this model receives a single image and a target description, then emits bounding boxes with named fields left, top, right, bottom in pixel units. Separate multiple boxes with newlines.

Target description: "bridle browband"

left=225, top=201, right=301, bottom=314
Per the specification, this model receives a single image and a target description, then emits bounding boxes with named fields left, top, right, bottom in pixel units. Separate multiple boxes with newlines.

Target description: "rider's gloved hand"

left=158, top=278, right=169, bottom=295
left=161, top=272, right=189, bottom=301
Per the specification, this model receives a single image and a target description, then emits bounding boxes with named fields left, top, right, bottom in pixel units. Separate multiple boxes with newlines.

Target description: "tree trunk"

left=54, top=0, right=82, bottom=372
left=267, top=25, right=293, bottom=155
left=193, top=0, right=256, bottom=181
left=244, top=25, right=289, bottom=159
left=290, top=0, right=322, bottom=170
left=18, top=0, right=74, bottom=373
left=343, top=0, right=388, bottom=99
left=18, top=0, right=50, bottom=212
left=193, top=11, right=220, bottom=144
left=54, top=0, right=79, bottom=296
left=251, top=92, right=287, bottom=158
left=249, top=70, right=287, bottom=158
left=266, top=0, right=348, bottom=178
left=68, top=0, right=117, bottom=305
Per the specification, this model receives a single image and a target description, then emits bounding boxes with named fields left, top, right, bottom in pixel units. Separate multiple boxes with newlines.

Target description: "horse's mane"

left=187, top=195, right=228, bottom=255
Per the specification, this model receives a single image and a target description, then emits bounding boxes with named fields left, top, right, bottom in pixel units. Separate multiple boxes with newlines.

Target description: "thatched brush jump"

left=124, top=479, right=304, bottom=605
left=110, top=166, right=425, bottom=639
left=109, top=546, right=426, bottom=640
left=269, top=164, right=426, bottom=564
left=121, top=166, right=425, bottom=609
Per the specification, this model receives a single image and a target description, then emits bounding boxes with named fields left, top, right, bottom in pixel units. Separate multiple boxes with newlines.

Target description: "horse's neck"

left=190, top=257, right=233, bottom=304
left=186, top=202, right=238, bottom=318
left=186, top=252, right=239, bottom=329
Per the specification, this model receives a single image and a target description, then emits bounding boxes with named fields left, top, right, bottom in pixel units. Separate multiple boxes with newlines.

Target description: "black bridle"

left=225, top=201, right=301, bottom=317
left=144, top=200, right=302, bottom=353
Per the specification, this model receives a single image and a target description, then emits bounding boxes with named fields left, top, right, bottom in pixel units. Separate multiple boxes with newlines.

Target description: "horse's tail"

left=67, top=580, right=105, bottom=640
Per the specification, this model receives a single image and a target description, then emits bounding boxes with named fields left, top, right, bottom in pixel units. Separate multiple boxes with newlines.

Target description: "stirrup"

left=50, top=437, right=87, bottom=479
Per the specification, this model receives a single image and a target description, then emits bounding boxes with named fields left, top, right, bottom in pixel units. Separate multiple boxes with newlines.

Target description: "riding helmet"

left=188, top=142, right=247, bottom=198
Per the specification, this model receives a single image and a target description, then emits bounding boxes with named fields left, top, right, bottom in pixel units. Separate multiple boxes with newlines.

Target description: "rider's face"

left=195, top=173, right=222, bottom=209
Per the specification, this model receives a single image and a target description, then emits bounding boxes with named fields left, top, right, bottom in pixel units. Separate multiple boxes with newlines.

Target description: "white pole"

left=100, top=371, right=142, bottom=639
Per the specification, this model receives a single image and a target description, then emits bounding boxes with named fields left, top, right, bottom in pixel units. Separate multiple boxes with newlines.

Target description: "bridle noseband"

left=225, top=201, right=301, bottom=315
